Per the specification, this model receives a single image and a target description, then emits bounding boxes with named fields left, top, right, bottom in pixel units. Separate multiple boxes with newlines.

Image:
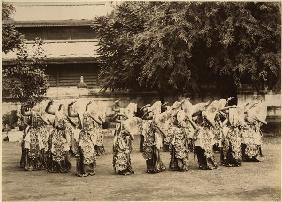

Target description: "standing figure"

left=168, top=113, right=189, bottom=171
left=154, top=110, right=172, bottom=153
left=20, top=105, right=47, bottom=171
left=65, top=116, right=80, bottom=157
left=69, top=100, right=102, bottom=177
left=19, top=109, right=31, bottom=169
left=163, top=116, right=173, bottom=152
left=242, top=98, right=266, bottom=162
left=244, top=120, right=265, bottom=161
left=163, top=100, right=185, bottom=152
left=112, top=115, right=134, bottom=175
left=139, top=104, right=151, bottom=152
left=39, top=121, right=52, bottom=170
left=141, top=111, right=166, bottom=174
left=212, top=114, right=224, bottom=153
left=221, top=106, right=243, bottom=167
left=92, top=104, right=106, bottom=156
left=193, top=112, right=218, bottom=170
left=45, top=100, right=72, bottom=173
left=241, top=121, right=263, bottom=162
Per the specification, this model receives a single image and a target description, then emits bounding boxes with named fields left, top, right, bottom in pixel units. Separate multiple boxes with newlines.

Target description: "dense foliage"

left=2, top=3, right=22, bottom=53
left=93, top=2, right=281, bottom=96
left=93, top=2, right=149, bottom=91
left=2, top=3, right=49, bottom=106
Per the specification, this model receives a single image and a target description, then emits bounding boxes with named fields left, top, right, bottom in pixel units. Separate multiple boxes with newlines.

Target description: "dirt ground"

left=2, top=135, right=281, bottom=201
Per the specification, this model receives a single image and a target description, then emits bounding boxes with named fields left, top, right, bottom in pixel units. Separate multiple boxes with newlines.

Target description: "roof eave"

left=4, top=19, right=95, bottom=27
left=2, top=57, right=99, bottom=65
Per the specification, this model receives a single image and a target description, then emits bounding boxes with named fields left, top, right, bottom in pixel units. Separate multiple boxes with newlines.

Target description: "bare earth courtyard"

left=2, top=135, right=281, bottom=201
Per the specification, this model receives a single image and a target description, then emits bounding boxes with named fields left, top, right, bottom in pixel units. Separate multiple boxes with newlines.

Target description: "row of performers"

left=19, top=96, right=267, bottom=176
left=20, top=99, right=105, bottom=175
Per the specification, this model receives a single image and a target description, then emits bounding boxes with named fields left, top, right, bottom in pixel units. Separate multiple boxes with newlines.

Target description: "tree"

left=2, top=2, right=22, bottom=53
left=93, top=2, right=280, bottom=96
left=2, top=3, right=49, bottom=106
left=3, top=38, right=49, bottom=105
left=203, top=2, right=281, bottom=91
left=93, top=2, right=149, bottom=91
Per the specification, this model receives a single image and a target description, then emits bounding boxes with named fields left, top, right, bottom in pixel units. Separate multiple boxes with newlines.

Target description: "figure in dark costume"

left=112, top=114, right=134, bottom=175
left=21, top=104, right=49, bottom=171
left=142, top=111, right=166, bottom=174
left=45, top=100, right=72, bottom=173
left=220, top=107, right=243, bottom=167
left=193, top=112, right=218, bottom=170
left=168, top=113, right=190, bottom=171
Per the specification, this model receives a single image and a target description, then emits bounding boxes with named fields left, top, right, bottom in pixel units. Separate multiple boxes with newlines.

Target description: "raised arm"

left=188, top=118, right=198, bottom=130
left=85, top=100, right=93, bottom=111
left=220, top=105, right=236, bottom=112
left=66, top=116, right=77, bottom=128
left=45, top=100, right=56, bottom=115
left=226, top=97, right=235, bottom=104
left=111, top=113, right=119, bottom=122
left=245, top=101, right=259, bottom=112
left=68, top=100, right=79, bottom=117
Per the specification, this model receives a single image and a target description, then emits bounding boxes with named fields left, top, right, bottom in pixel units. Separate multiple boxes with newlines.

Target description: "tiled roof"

left=10, top=2, right=115, bottom=22
left=2, top=40, right=99, bottom=63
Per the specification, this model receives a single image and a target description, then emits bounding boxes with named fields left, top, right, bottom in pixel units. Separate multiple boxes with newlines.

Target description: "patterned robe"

left=194, top=125, right=218, bottom=170
left=113, top=124, right=134, bottom=175
left=212, top=122, right=223, bottom=147
left=194, top=126, right=216, bottom=158
left=23, top=127, right=42, bottom=170
left=142, top=120, right=155, bottom=160
left=142, top=120, right=166, bottom=173
left=168, top=126, right=189, bottom=171
left=22, top=112, right=45, bottom=171
left=50, top=121, right=69, bottom=162
left=163, top=119, right=173, bottom=147
left=48, top=111, right=71, bottom=173
left=76, top=111, right=97, bottom=176
left=93, top=118, right=105, bottom=156
left=241, top=122, right=263, bottom=160
left=221, top=125, right=242, bottom=166
left=79, top=131, right=96, bottom=165
left=39, top=125, right=51, bottom=152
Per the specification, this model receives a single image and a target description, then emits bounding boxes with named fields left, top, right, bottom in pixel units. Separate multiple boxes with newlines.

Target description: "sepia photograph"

left=1, top=1, right=281, bottom=201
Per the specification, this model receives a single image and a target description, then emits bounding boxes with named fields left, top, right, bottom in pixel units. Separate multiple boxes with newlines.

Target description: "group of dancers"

left=19, top=95, right=267, bottom=176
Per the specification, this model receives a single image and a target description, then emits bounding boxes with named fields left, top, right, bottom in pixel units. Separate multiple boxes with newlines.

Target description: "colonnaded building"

left=2, top=2, right=281, bottom=132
